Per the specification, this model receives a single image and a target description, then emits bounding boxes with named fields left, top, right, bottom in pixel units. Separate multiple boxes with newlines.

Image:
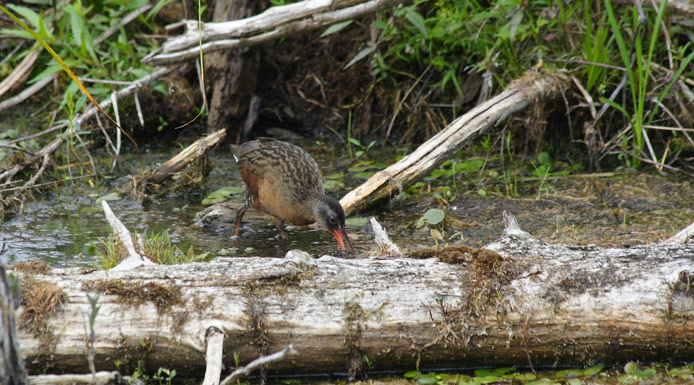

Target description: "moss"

left=83, top=279, right=182, bottom=313
left=10, top=260, right=51, bottom=275
left=409, top=245, right=523, bottom=348
left=19, top=277, right=67, bottom=339
left=344, top=301, right=366, bottom=379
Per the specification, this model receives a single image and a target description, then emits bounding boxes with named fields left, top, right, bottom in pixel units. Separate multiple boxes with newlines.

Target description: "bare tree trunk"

left=12, top=213, right=694, bottom=376
left=205, top=0, right=261, bottom=133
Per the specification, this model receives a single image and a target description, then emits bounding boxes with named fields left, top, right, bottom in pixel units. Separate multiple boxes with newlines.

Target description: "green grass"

left=96, top=230, right=210, bottom=269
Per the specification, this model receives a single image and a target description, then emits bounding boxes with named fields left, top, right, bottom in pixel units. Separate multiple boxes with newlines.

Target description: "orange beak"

left=332, top=229, right=355, bottom=254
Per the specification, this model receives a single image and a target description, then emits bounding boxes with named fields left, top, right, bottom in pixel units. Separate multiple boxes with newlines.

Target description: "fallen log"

left=340, top=69, right=567, bottom=216
left=12, top=211, right=694, bottom=377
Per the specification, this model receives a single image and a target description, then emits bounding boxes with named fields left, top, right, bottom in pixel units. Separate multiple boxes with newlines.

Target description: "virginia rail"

left=231, top=138, right=355, bottom=253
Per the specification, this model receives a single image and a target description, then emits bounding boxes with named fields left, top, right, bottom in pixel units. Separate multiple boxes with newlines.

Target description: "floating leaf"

left=416, top=372, right=438, bottom=384
left=473, top=375, right=501, bottom=384
left=354, top=171, right=376, bottom=179
left=323, top=180, right=345, bottom=191
left=423, top=208, right=445, bottom=225
left=345, top=217, right=368, bottom=227
left=403, top=370, right=420, bottom=379
left=557, top=369, right=584, bottom=378
left=503, top=372, right=536, bottom=381
left=96, top=192, right=120, bottom=203
left=348, top=160, right=373, bottom=172
left=320, top=20, right=353, bottom=37
left=567, top=379, right=584, bottom=385
left=453, top=158, right=484, bottom=174
left=324, top=173, right=345, bottom=180
left=202, top=186, right=243, bottom=205
left=525, top=379, right=560, bottom=385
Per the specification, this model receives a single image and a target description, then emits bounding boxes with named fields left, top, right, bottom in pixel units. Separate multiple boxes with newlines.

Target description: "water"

left=2, top=136, right=693, bottom=268
left=0, top=139, right=430, bottom=267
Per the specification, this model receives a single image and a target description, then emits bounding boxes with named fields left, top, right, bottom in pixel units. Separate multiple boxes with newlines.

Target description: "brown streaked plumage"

left=231, top=138, right=354, bottom=253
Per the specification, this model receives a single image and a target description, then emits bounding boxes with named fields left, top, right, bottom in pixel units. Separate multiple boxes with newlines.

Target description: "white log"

left=340, top=70, right=566, bottom=216
left=14, top=213, right=694, bottom=375
left=146, top=0, right=404, bottom=65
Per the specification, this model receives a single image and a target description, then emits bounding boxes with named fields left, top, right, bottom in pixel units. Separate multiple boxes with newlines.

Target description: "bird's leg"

left=276, top=219, right=286, bottom=239
left=234, top=205, right=248, bottom=237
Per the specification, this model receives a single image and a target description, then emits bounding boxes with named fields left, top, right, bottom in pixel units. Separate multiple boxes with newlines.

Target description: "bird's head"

left=313, top=196, right=355, bottom=254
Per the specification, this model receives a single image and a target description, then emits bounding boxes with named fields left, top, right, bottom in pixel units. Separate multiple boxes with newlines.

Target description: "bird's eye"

left=329, top=216, right=337, bottom=224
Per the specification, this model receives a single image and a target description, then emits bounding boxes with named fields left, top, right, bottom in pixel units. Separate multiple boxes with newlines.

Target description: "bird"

left=230, top=138, right=355, bottom=253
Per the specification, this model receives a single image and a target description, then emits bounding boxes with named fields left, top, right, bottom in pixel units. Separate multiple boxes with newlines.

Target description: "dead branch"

left=0, top=48, right=40, bottom=102
left=340, top=70, right=568, bottom=216
left=101, top=200, right=155, bottom=271
left=150, top=128, right=227, bottom=184
left=220, top=345, right=298, bottom=385
left=202, top=325, right=225, bottom=385
left=8, top=154, right=50, bottom=203
left=146, top=0, right=405, bottom=65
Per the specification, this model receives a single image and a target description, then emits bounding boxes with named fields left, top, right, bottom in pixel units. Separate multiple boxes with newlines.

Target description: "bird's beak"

left=332, top=228, right=355, bottom=254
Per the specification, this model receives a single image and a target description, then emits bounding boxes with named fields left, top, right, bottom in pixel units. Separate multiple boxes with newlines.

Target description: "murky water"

left=0, top=139, right=424, bottom=267
left=2, top=136, right=693, bottom=268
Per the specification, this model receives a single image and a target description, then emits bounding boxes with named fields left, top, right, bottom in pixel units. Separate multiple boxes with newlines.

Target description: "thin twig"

left=93, top=4, right=153, bottom=46
left=134, top=91, right=145, bottom=127
left=219, top=345, right=298, bottom=385
left=383, top=65, right=431, bottom=146
left=9, top=154, right=50, bottom=202
left=0, top=174, right=94, bottom=193
left=0, top=138, right=61, bottom=186
left=546, top=58, right=626, bottom=72
left=0, top=144, right=36, bottom=156
left=640, top=125, right=663, bottom=173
